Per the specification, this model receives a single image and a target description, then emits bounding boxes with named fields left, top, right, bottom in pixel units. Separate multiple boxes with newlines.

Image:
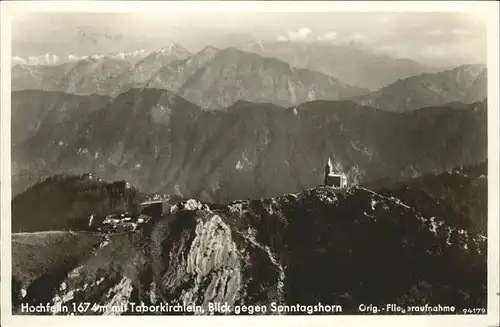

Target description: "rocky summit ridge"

left=13, top=173, right=487, bottom=315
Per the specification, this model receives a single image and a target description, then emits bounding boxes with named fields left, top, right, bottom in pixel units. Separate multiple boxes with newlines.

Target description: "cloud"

left=278, top=27, right=313, bottom=41
left=418, top=46, right=449, bottom=58
left=317, top=32, right=338, bottom=41
left=347, top=33, right=368, bottom=42
left=428, top=29, right=473, bottom=37
left=277, top=29, right=371, bottom=46
left=288, top=27, right=312, bottom=40
left=373, top=45, right=395, bottom=54
left=428, top=29, right=444, bottom=36
left=12, top=56, right=27, bottom=65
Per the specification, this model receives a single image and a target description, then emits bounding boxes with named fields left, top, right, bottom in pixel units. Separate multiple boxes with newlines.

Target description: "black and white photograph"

left=1, top=1, right=499, bottom=325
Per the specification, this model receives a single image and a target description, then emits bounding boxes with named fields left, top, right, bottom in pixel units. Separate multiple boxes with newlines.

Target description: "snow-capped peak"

left=158, top=42, right=185, bottom=54
left=12, top=49, right=149, bottom=67
left=12, top=53, right=61, bottom=66
left=113, top=49, right=147, bottom=60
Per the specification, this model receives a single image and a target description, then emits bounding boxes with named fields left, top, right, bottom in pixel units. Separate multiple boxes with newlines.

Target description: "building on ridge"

left=324, top=157, right=347, bottom=190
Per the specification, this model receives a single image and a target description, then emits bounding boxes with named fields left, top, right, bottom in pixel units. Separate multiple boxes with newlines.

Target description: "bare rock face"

left=169, top=213, right=242, bottom=308
left=24, top=206, right=279, bottom=315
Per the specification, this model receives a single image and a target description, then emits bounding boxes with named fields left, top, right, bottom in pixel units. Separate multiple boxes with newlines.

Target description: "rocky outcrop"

left=13, top=173, right=487, bottom=315
left=12, top=174, right=145, bottom=233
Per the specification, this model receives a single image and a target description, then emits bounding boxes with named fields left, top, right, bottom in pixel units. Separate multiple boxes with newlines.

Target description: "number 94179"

left=462, top=308, right=486, bottom=314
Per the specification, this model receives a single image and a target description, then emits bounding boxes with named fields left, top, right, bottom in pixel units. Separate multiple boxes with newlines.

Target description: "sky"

left=11, top=11, right=487, bottom=67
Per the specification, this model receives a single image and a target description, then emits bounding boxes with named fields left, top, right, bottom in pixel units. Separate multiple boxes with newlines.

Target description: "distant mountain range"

left=119, top=42, right=193, bottom=85
left=11, top=41, right=192, bottom=95
left=351, top=64, right=487, bottom=112
left=107, top=46, right=368, bottom=109
left=13, top=40, right=447, bottom=91
left=11, top=88, right=487, bottom=203
left=146, top=45, right=221, bottom=92
left=240, top=41, right=444, bottom=90
left=12, top=43, right=487, bottom=112
left=12, top=49, right=150, bottom=67
left=11, top=57, right=132, bottom=96
left=11, top=26, right=165, bottom=65
left=12, top=46, right=368, bottom=109
left=174, top=47, right=367, bottom=110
